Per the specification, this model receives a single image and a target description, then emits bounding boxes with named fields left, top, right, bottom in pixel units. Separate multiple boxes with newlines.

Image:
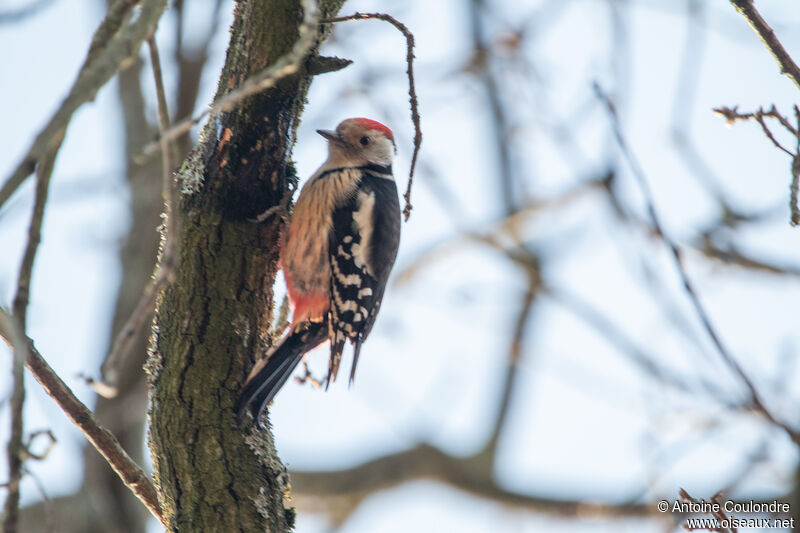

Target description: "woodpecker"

left=237, top=118, right=401, bottom=424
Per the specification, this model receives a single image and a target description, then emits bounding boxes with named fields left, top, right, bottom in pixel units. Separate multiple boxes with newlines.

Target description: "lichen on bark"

left=147, top=1, right=345, bottom=530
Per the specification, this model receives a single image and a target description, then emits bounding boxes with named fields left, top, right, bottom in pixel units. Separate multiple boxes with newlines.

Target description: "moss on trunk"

left=148, top=1, right=345, bottom=530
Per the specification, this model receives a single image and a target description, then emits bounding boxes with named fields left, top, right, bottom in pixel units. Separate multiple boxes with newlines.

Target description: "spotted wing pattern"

left=327, top=169, right=401, bottom=384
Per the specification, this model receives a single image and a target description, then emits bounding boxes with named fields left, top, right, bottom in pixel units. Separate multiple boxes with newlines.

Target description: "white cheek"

left=371, top=142, right=394, bottom=166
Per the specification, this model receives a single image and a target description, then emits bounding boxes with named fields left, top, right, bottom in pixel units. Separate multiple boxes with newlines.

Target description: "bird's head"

left=317, top=118, right=395, bottom=168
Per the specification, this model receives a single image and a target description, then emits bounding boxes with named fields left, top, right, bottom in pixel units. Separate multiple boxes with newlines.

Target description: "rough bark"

left=147, top=1, right=344, bottom=531
left=21, top=18, right=209, bottom=533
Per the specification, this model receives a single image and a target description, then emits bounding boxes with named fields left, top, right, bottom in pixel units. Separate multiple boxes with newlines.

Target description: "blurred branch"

left=292, top=443, right=789, bottom=524
left=396, top=175, right=607, bottom=286
left=91, top=33, right=178, bottom=398
left=692, top=235, right=800, bottom=277
left=172, top=0, right=226, bottom=155
left=22, top=466, right=54, bottom=533
left=290, top=443, right=658, bottom=523
left=0, top=0, right=166, bottom=213
left=468, top=0, right=516, bottom=216
left=0, top=0, right=56, bottom=25
left=545, top=285, right=703, bottom=398
left=596, top=83, right=800, bottom=446
left=0, top=316, right=163, bottom=524
left=481, top=268, right=537, bottom=466
left=3, top=134, right=61, bottom=533
left=148, top=35, right=176, bottom=190
left=728, top=0, right=800, bottom=91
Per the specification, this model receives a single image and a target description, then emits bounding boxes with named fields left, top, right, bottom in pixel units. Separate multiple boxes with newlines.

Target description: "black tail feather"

left=236, top=321, right=327, bottom=425
left=325, top=334, right=346, bottom=390
left=349, top=337, right=363, bottom=386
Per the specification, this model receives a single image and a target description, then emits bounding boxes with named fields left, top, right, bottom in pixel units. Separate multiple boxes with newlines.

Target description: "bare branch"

left=23, top=429, right=56, bottom=462
left=680, top=489, right=737, bottom=533
left=11, top=134, right=61, bottom=327
left=596, top=83, right=800, bottom=446
left=140, top=0, right=324, bottom=159
left=0, top=311, right=28, bottom=533
left=94, top=261, right=172, bottom=396
left=3, top=134, right=61, bottom=533
left=92, top=33, right=178, bottom=397
left=481, top=272, right=537, bottom=465
left=713, top=105, right=800, bottom=224
left=693, top=236, right=800, bottom=277
left=713, top=105, right=795, bottom=156
left=793, top=154, right=800, bottom=227
left=290, top=443, right=658, bottom=522
left=0, top=313, right=163, bottom=524
left=395, top=175, right=607, bottom=286
left=0, top=0, right=167, bottom=212
left=148, top=34, right=176, bottom=221
left=324, top=12, right=422, bottom=221
left=729, top=0, right=800, bottom=91
left=467, top=0, right=516, bottom=216
left=545, top=285, right=704, bottom=398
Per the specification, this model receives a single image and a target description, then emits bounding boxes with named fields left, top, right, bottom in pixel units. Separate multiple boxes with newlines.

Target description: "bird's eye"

left=360, top=136, right=371, bottom=146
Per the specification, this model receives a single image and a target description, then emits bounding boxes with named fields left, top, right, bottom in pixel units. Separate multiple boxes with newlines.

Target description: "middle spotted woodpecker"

left=237, top=117, right=401, bottom=424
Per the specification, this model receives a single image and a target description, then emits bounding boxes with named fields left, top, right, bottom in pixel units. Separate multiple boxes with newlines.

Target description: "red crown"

left=352, top=117, right=394, bottom=142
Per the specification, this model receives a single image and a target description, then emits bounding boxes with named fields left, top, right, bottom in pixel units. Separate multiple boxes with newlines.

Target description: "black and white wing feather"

left=327, top=170, right=401, bottom=384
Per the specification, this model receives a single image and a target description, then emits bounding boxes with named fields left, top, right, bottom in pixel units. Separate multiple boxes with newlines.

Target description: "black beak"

left=316, top=129, right=343, bottom=143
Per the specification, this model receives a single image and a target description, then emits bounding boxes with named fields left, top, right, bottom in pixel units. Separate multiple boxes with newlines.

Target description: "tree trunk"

left=148, top=1, right=344, bottom=530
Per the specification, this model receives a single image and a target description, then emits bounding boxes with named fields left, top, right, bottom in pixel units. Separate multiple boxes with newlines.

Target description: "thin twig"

left=3, top=135, right=61, bottom=533
left=0, top=310, right=163, bottom=524
left=714, top=105, right=794, bottom=156
left=596, top=83, right=800, bottom=446
left=680, top=489, right=737, bottom=533
left=729, top=0, right=800, bottom=91
left=294, top=362, right=324, bottom=389
left=148, top=34, right=176, bottom=221
left=792, top=155, right=800, bottom=226
left=96, top=270, right=171, bottom=397
left=792, top=104, right=800, bottom=225
left=23, top=429, right=56, bottom=461
left=0, top=0, right=166, bottom=213
left=93, top=33, right=178, bottom=397
left=0, top=311, right=28, bottom=533
left=11, top=135, right=61, bottom=327
left=713, top=105, right=800, bottom=224
left=139, top=0, right=322, bottom=159
left=324, top=12, right=422, bottom=221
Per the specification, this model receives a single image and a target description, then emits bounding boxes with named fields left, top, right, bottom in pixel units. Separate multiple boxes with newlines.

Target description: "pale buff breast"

left=282, top=168, right=363, bottom=296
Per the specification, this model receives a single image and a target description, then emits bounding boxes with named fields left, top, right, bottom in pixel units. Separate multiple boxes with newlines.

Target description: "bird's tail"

left=236, top=320, right=327, bottom=425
